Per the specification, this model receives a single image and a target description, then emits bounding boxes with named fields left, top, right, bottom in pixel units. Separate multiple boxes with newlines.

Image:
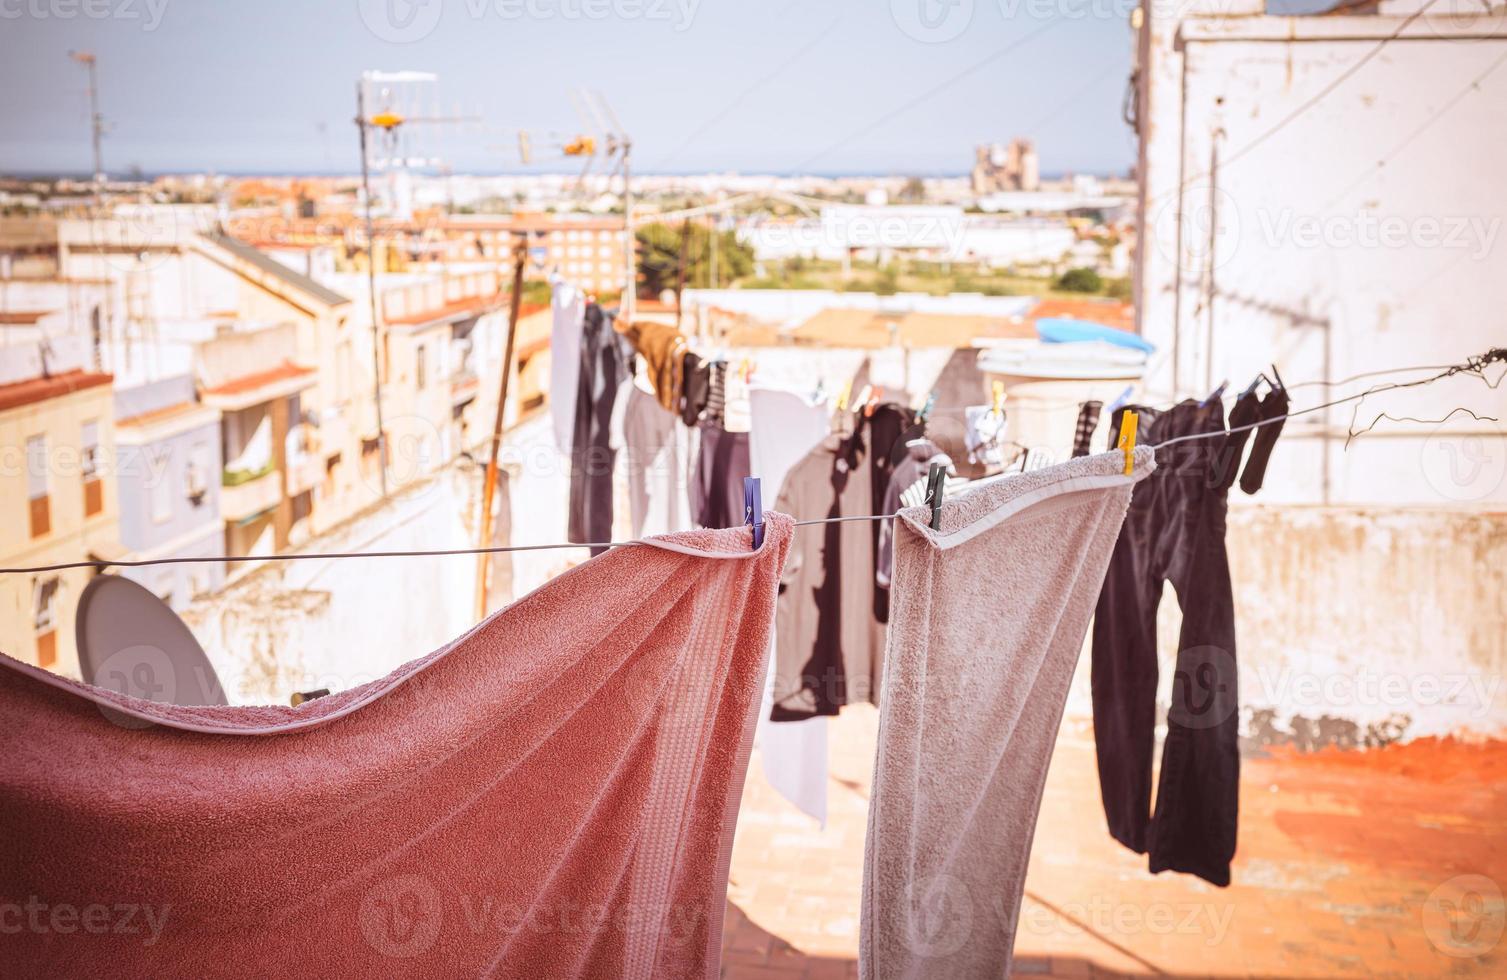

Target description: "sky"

left=0, top=0, right=1141, bottom=178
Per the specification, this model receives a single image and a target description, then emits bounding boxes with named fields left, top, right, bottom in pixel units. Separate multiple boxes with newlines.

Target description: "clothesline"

left=3, top=347, right=1499, bottom=577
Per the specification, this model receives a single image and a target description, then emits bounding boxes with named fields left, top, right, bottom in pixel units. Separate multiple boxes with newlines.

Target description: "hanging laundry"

left=964, top=404, right=1006, bottom=468
left=568, top=303, right=634, bottom=555
left=680, top=350, right=712, bottom=426
left=0, top=517, right=794, bottom=980
left=616, top=319, right=687, bottom=414
left=865, top=403, right=916, bottom=623
left=862, top=448, right=1155, bottom=980
left=620, top=381, right=690, bottom=537
left=703, top=360, right=729, bottom=428
left=549, top=275, right=585, bottom=454
left=1093, top=402, right=1245, bottom=888
left=690, top=421, right=750, bottom=530
left=770, top=425, right=885, bottom=721
left=1237, top=383, right=1287, bottom=494
left=1072, top=399, right=1103, bottom=457
left=875, top=438, right=949, bottom=589
left=748, top=386, right=838, bottom=827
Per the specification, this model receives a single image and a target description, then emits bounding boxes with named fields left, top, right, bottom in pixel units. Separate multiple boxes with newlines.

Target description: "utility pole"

left=622, top=135, right=635, bottom=320
left=355, top=82, right=389, bottom=498
left=68, top=52, right=105, bottom=196
left=474, top=236, right=529, bottom=620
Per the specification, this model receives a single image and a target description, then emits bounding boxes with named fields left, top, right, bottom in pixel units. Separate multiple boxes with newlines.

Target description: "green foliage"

left=635, top=222, right=755, bottom=298
left=1055, top=267, right=1104, bottom=294
left=1103, top=277, right=1132, bottom=301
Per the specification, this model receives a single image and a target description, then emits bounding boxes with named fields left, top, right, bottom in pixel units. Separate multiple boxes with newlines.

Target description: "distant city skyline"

left=1, top=0, right=1138, bottom=178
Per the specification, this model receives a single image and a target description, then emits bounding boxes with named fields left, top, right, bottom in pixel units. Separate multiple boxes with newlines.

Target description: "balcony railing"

left=220, top=466, right=280, bottom=522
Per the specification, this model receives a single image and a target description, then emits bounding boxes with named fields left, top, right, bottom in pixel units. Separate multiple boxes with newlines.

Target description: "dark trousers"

left=1093, top=401, right=1239, bottom=887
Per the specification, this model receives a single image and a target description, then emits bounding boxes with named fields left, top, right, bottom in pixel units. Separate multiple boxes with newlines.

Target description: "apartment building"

left=54, top=209, right=375, bottom=537
left=442, top=213, right=628, bottom=298
left=113, top=374, right=225, bottom=607
left=0, top=337, right=122, bottom=677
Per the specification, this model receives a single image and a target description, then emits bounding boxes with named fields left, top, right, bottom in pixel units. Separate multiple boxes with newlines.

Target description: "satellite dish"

left=75, top=575, right=228, bottom=707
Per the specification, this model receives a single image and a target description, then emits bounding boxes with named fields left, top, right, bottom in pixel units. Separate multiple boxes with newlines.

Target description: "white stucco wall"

left=1135, top=6, right=1507, bottom=507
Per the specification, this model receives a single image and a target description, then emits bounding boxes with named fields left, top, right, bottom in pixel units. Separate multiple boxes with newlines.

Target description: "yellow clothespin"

left=1118, top=410, right=1139, bottom=475
left=836, top=378, right=853, bottom=412
left=991, top=380, right=1006, bottom=417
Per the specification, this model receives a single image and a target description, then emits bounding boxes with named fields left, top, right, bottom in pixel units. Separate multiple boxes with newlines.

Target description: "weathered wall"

left=182, top=462, right=482, bottom=704
left=1134, top=8, right=1507, bottom=506
left=1062, top=505, right=1507, bottom=746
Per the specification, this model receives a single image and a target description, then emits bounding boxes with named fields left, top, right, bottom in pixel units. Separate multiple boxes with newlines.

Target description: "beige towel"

left=861, top=447, right=1155, bottom=979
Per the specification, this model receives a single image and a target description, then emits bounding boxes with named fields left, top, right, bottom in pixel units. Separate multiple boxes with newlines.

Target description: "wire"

left=793, top=18, right=1059, bottom=171
left=1150, top=347, right=1506, bottom=450
left=1141, top=0, right=1441, bottom=220
left=3, top=348, right=1500, bottom=577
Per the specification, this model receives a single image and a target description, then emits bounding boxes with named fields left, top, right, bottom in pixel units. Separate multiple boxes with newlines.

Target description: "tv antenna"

left=353, top=70, right=477, bottom=498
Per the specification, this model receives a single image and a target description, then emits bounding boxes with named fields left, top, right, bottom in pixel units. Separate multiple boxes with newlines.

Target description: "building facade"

left=113, top=373, right=225, bottom=608
left=0, top=342, right=121, bottom=677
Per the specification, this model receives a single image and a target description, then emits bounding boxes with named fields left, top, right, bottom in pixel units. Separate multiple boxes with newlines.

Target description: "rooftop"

left=204, top=232, right=351, bottom=308
left=0, top=369, right=112, bottom=413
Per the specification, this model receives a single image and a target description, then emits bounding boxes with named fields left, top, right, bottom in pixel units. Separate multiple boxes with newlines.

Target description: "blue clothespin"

left=743, top=476, right=764, bottom=550
left=924, top=463, right=946, bottom=531
left=917, top=389, right=938, bottom=422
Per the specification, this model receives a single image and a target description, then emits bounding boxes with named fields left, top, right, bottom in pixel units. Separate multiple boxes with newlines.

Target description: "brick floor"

left=721, top=707, right=1507, bottom=978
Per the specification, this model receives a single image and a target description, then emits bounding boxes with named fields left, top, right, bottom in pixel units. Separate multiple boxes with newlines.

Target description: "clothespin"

left=853, top=384, right=873, bottom=413
left=1202, top=379, right=1228, bottom=407
left=991, top=380, right=1006, bottom=418
left=1108, top=385, right=1133, bottom=413
left=864, top=386, right=884, bottom=417
left=924, top=462, right=947, bottom=531
left=917, top=390, right=938, bottom=422
left=836, top=378, right=853, bottom=412
left=1118, top=410, right=1139, bottom=476
left=743, top=476, right=764, bottom=550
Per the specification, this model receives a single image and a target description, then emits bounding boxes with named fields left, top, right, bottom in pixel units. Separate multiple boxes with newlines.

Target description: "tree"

left=1056, top=267, right=1104, bottom=294
left=635, top=222, right=755, bottom=298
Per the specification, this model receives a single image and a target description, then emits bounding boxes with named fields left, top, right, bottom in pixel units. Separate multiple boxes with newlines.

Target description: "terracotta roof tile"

left=0, top=370, right=112, bottom=413
left=202, top=362, right=316, bottom=397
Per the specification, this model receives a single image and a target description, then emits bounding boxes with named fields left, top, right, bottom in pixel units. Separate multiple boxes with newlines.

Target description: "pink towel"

left=0, top=516, right=792, bottom=979
left=860, top=450, right=1154, bottom=979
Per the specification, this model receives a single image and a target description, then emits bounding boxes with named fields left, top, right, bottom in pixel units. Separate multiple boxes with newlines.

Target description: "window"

left=185, top=444, right=210, bottom=505
left=33, top=577, right=59, bottom=669
left=26, top=435, right=49, bottom=538
left=415, top=344, right=427, bottom=389
left=81, top=420, right=103, bottom=517
left=150, top=447, right=173, bottom=523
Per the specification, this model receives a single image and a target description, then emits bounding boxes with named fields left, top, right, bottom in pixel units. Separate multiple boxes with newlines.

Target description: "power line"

left=794, top=18, right=1060, bottom=171
left=1143, top=0, right=1441, bottom=218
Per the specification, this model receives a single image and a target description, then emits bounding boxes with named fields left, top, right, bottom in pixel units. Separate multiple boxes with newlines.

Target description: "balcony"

left=220, top=465, right=281, bottom=522
left=285, top=454, right=322, bottom=496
